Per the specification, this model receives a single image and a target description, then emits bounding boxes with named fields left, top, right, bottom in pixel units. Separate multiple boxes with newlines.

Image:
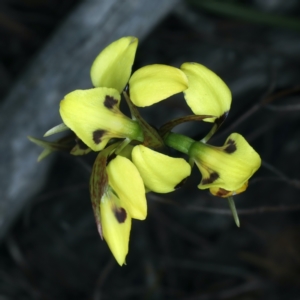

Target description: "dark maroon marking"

left=93, top=130, right=106, bottom=144
left=224, top=139, right=236, bottom=154
left=202, top=172, right=219, bottom=185
left=106, top=153, right=117, bottom=166
left=214, top=111, right=229, bottom=128
left=174, top=178, right=187, bottom=189
left=113, top=207, right=127, bottom=223
left=104, top=95, right=118, bottom=109
left=76, top=137, right=89, bottom=149
left=216, top=188, right=230, bottom=197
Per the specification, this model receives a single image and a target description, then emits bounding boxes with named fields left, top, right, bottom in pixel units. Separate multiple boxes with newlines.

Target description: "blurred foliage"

left=0, top=0, right=81, bottom=99
left=188, top=0, right=300, bottom=31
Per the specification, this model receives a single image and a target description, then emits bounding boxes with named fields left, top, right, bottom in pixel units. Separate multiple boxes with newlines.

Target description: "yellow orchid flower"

left=101, top=155, right=147, bottom=265
left=132, top=145, right=191, bottom=193
left=58, top=37, right=141, bottom=151
left=30, top=34, right=264, bottom=263
left=128, top=62, right=231, bottom=124
left=188, top=133, right=261, bottom=194
left=60, top=88, right=143, bottom=151
left=180, top=62, right=231, bottom=123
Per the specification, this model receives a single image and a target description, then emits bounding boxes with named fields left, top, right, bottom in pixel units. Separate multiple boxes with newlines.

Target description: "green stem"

left=164, top=132, right=195, bottom=155
left=129, top=121, right=144, bottom=143
left=227, top=196, right=240, bottom=228
left=201, top=123, right=218, bottom=143
left=115, top=138, right=131, bottom=155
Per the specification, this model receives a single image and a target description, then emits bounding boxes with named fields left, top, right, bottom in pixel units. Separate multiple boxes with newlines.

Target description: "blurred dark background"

left=1, top=0, right=300, bottom=299
left=0, top=0, right=82, bottom=100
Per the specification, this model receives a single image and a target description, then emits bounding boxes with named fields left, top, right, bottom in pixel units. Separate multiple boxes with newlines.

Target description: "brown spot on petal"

left=104, top=95, right=118, bottom=109
left=174, top=178, right=187, bottom=189
left=215, top=111, right=229, bottom=128
left=113, top=207, right=127, bottom=223
left=75, top=137, right=89, bottom=150
left=202, top=172, right=219, bottom=185
left=93, top=130, right=106, bottom=144
left=224, top=139, right=236, bottom=154
left=215, top=188, right=230, bottom=197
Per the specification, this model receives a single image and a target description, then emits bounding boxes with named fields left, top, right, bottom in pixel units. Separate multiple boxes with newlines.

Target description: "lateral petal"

left=132, top=145, right=191, bottom=193
left=181, top=63, right=231, bottom=123
left=107, top=156, right=147, bottom=220
left=59, top=88, right=137, bottom=151
left=101, top=191, right=132, bottom=266
left=129, top=64, right=188, bottom=107
left=91, top=36, right=138, bottom=92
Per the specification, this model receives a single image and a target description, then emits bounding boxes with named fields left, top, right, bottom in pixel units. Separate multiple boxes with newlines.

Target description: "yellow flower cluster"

left=31, top=37, right=261, bottom=266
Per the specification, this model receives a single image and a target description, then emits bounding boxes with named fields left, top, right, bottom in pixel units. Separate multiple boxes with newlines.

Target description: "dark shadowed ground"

left=1, top=0, right=300, bottom=299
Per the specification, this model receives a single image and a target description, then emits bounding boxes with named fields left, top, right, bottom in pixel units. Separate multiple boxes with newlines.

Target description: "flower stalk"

left=163, top=132, right=195, bottom=155
left=227, top=196, right=240, bottom=227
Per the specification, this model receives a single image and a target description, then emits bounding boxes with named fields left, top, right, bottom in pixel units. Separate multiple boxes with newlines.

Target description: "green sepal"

left=28, top=135, right=74, bottom=161
left=89, top=142, right=120, bottom=239
left=44, top=123, right=69, bottom=137
left=159, top=114, right=213, bottom=137
left=123, top=91, right=164, bottom=149
left=37, top=149, right=52, bottom=162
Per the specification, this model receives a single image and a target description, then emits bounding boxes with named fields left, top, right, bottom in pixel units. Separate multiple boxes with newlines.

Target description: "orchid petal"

left=129, top=64, right=188, bottom=107
left=210, top=181, right=249, bottom=198
left=107, top=156, right=147, bottom=220
left=59, top=88, right=138, bottom=151
left=181, top=62, right=231, bottom=123
left=91, top=36, right=138, bottom=92
left=101, top=191, right=131, bottom=266
left=189, top=133, right=261, bottom=191
left=132, top=145, right=191, bottom=193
